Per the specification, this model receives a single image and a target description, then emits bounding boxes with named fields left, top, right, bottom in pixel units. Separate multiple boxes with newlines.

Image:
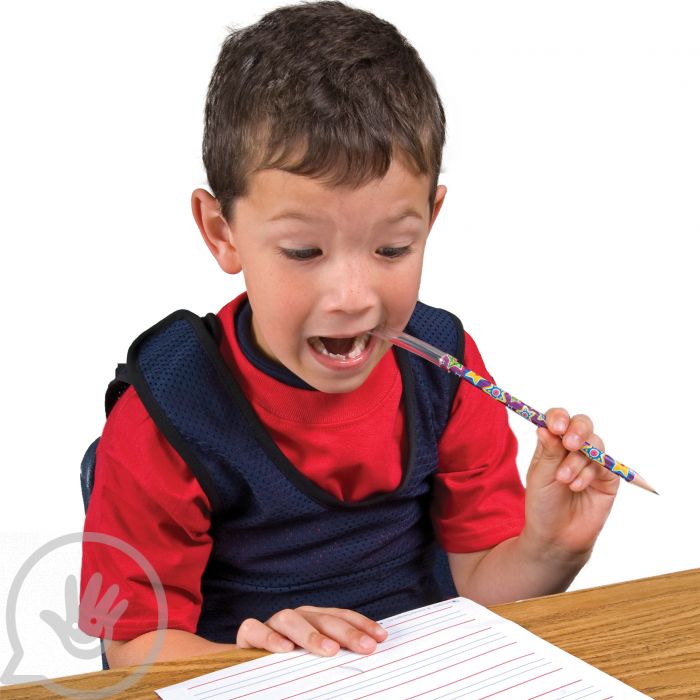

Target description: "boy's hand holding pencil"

left=372, top=328, right=650, bottom=606
left=524, top=408, right=619, bottom=559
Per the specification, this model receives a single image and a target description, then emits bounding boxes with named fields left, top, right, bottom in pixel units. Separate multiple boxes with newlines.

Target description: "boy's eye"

left=376, top=245, right=412, bottom=259
left=279, top=247, right=322, bottom=261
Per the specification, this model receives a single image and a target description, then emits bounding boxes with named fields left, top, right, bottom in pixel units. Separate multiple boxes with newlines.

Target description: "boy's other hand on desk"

left=523, top=408, right=619, bottom=558
left=236, top=606, right=388, bottom=656
left=105, top=608, right=386, bottom=667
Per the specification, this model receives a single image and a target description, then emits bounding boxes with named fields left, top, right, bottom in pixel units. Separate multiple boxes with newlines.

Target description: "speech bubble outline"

left=2, top=531, right=168, bottom=698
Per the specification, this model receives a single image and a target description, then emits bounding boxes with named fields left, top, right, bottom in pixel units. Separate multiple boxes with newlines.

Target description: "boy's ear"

left=428, top=185, right=447, bottom=231
left=191, top=188, right=242, bottom=274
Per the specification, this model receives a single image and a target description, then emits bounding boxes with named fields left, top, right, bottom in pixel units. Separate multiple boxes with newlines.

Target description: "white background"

left=1, top=0, right=699, bottom=683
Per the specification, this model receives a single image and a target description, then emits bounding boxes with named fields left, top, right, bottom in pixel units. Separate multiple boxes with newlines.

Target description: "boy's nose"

left=320, top=259, right=380, bottom=318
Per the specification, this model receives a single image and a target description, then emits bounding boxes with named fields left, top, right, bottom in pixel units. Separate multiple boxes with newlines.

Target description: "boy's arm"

left=106, top=631, right=236, bottom=668
left=80, top=388, right=217, bottom=661
left=448, top=408, right=618, bottom=604
left=447, top=538, right=589, bottom=606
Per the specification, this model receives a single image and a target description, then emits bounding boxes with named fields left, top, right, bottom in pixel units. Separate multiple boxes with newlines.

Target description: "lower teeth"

left=310, top=334, right=369, bottom=360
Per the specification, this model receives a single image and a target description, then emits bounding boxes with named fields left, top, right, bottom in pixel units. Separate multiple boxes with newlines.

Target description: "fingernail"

left=321, top=639, right=337, bottom=654
left=278, top=639, right=294, bottom=652
left=557, top=467, right=571, bottom=481
left=359, top=635, right=374, bottom=650
left=571, top=478, right=584, bottom=490
left=565, top=434, right=581, bottom=450
left=553, top=420, right=566, bottom=433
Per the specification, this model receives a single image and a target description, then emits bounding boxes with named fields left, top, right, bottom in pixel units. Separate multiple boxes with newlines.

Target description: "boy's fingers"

left=556, top=433, right=612, bottom=490
left=561, top=414, right=595, bottom=451
left=237, top=617, right=294, bottom=653
left=587, top=432, right=605, bottom=452
left=298, top=606, right=387, bottom=641
left=535, top=412, right=599, bottom=483
left=238, top=608, right=387, bottom=656
left=532, top=408, right=571, bottom=468
left=297, top=608, right=386, bottom=654
left=556, top=432, right=604, bottom=480
left=544, top=408, right=570, bottom=435
left=568, top=463, right=599, bottom=491
left=533, top=426, right=567, bottom=470
left=265, top=607, right=386, bottom=656
left=541, top=411, right=595, bottom=455
left=265, top=608, right=341, bottom=656
left=582, top=433, right=619, bottom=490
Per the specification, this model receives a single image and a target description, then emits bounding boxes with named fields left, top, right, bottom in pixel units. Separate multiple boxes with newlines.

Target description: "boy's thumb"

left=530, top=427, right=565, bottom=472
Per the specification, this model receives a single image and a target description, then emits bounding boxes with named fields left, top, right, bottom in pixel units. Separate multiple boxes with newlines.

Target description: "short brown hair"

left=203, top=1, right=446, bottom=220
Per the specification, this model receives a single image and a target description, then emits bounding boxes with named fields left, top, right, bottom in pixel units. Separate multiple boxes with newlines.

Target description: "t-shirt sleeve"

left=432, top=331, right=526, bottom=553
left=79, top=386, right=213, bottom=641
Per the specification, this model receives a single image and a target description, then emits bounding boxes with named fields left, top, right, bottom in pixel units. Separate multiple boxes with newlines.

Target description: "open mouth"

left=308, top=333, right=371, bottom=361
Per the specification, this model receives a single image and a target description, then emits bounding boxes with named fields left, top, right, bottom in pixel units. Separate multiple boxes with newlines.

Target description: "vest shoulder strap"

left=104, top=310, right=221, bottom=417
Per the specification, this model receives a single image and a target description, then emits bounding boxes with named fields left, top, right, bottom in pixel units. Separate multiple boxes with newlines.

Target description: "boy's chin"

left=298, top=356, right=382, bottom=394
left=303, top=371, right=373, bottom=394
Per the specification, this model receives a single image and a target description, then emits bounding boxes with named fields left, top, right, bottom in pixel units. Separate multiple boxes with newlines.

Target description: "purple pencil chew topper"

left=372, top=327, right=657, bottom=494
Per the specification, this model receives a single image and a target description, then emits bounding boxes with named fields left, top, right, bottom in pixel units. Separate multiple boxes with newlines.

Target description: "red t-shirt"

left=80, top=295, right=524, bottom=640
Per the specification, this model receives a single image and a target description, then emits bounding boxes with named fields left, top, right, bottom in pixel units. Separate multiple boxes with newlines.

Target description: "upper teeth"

left=310, top=333, right=369, bottom=359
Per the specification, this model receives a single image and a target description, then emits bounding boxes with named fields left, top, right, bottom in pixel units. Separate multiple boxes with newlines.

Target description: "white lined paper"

left=156, top=598, right=650, bottom=699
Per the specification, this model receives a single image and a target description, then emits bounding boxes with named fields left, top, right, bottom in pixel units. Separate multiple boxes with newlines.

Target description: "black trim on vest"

left=105, top=364, right=131, bottom=417
left=126, top=310, right=420, bottom=513
left=125, top=305, right=463, bottom=515
left=234, top=299, right=315, bottom=390
left=202, top=312, right=222, bottom=345
left=126, top=310, right=225, bottom=515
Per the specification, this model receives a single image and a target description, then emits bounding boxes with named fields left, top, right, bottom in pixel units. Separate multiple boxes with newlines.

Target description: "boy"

left=80, top=1, right=618, bottom=668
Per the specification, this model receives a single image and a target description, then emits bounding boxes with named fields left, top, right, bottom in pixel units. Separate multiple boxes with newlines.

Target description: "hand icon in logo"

left=3, top=532, right=165, bottom=693
left=40, top=573, right=128, bottom=660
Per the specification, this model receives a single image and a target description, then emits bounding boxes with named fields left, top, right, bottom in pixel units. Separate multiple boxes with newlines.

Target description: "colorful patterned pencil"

left=373, top=328, right=657, bottom=494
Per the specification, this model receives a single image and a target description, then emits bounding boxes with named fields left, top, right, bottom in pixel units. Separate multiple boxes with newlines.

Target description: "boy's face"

left=205, top=158, right=445, bottom=393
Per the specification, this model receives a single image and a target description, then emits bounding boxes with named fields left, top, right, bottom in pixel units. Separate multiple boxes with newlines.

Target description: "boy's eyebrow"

left=384, top=208, right=426, bottom=224
left=267, top=208, right=425, bottom=225
left=267, top=211, right=323, bottom=224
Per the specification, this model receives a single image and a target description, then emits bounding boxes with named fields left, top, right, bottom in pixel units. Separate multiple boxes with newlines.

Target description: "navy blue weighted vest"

left=115, top=301, right=464, bottom=642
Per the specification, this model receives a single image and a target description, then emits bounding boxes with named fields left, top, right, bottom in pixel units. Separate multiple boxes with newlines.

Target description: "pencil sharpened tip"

left=630, top=472, right=657, bottom=494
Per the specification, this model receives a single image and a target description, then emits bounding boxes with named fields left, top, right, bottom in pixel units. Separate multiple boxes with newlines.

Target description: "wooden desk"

left=3, top=568, right=699, bottom=699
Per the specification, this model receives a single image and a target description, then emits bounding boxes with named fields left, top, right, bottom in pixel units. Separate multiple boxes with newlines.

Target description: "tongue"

left=321, top=336, right=356, bottom=355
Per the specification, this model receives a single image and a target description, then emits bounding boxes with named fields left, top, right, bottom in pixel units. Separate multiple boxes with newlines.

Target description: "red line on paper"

left=227, top=622, right=492, bottom=700
left=404, top=652, right=536, bottom=700
left=351, top=643, right=523, bottom=700
left=376, top=620, right=481, bottom=655
left=476, top=667, right=563, bottom=699
left=187, top=606, right=464, bottom=690
left=218, top=665, right=360, bottom=700
left=223, top=620, right=489, bottom=698
left=194, top=621, right=491, bottom=700
left=526, top=679, right=583, bottom=698
left=280, top=635, right=514, bottom=700
left=187, top=651, right=309, bottom=689
left=383, top=605, right=455, bottom=629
